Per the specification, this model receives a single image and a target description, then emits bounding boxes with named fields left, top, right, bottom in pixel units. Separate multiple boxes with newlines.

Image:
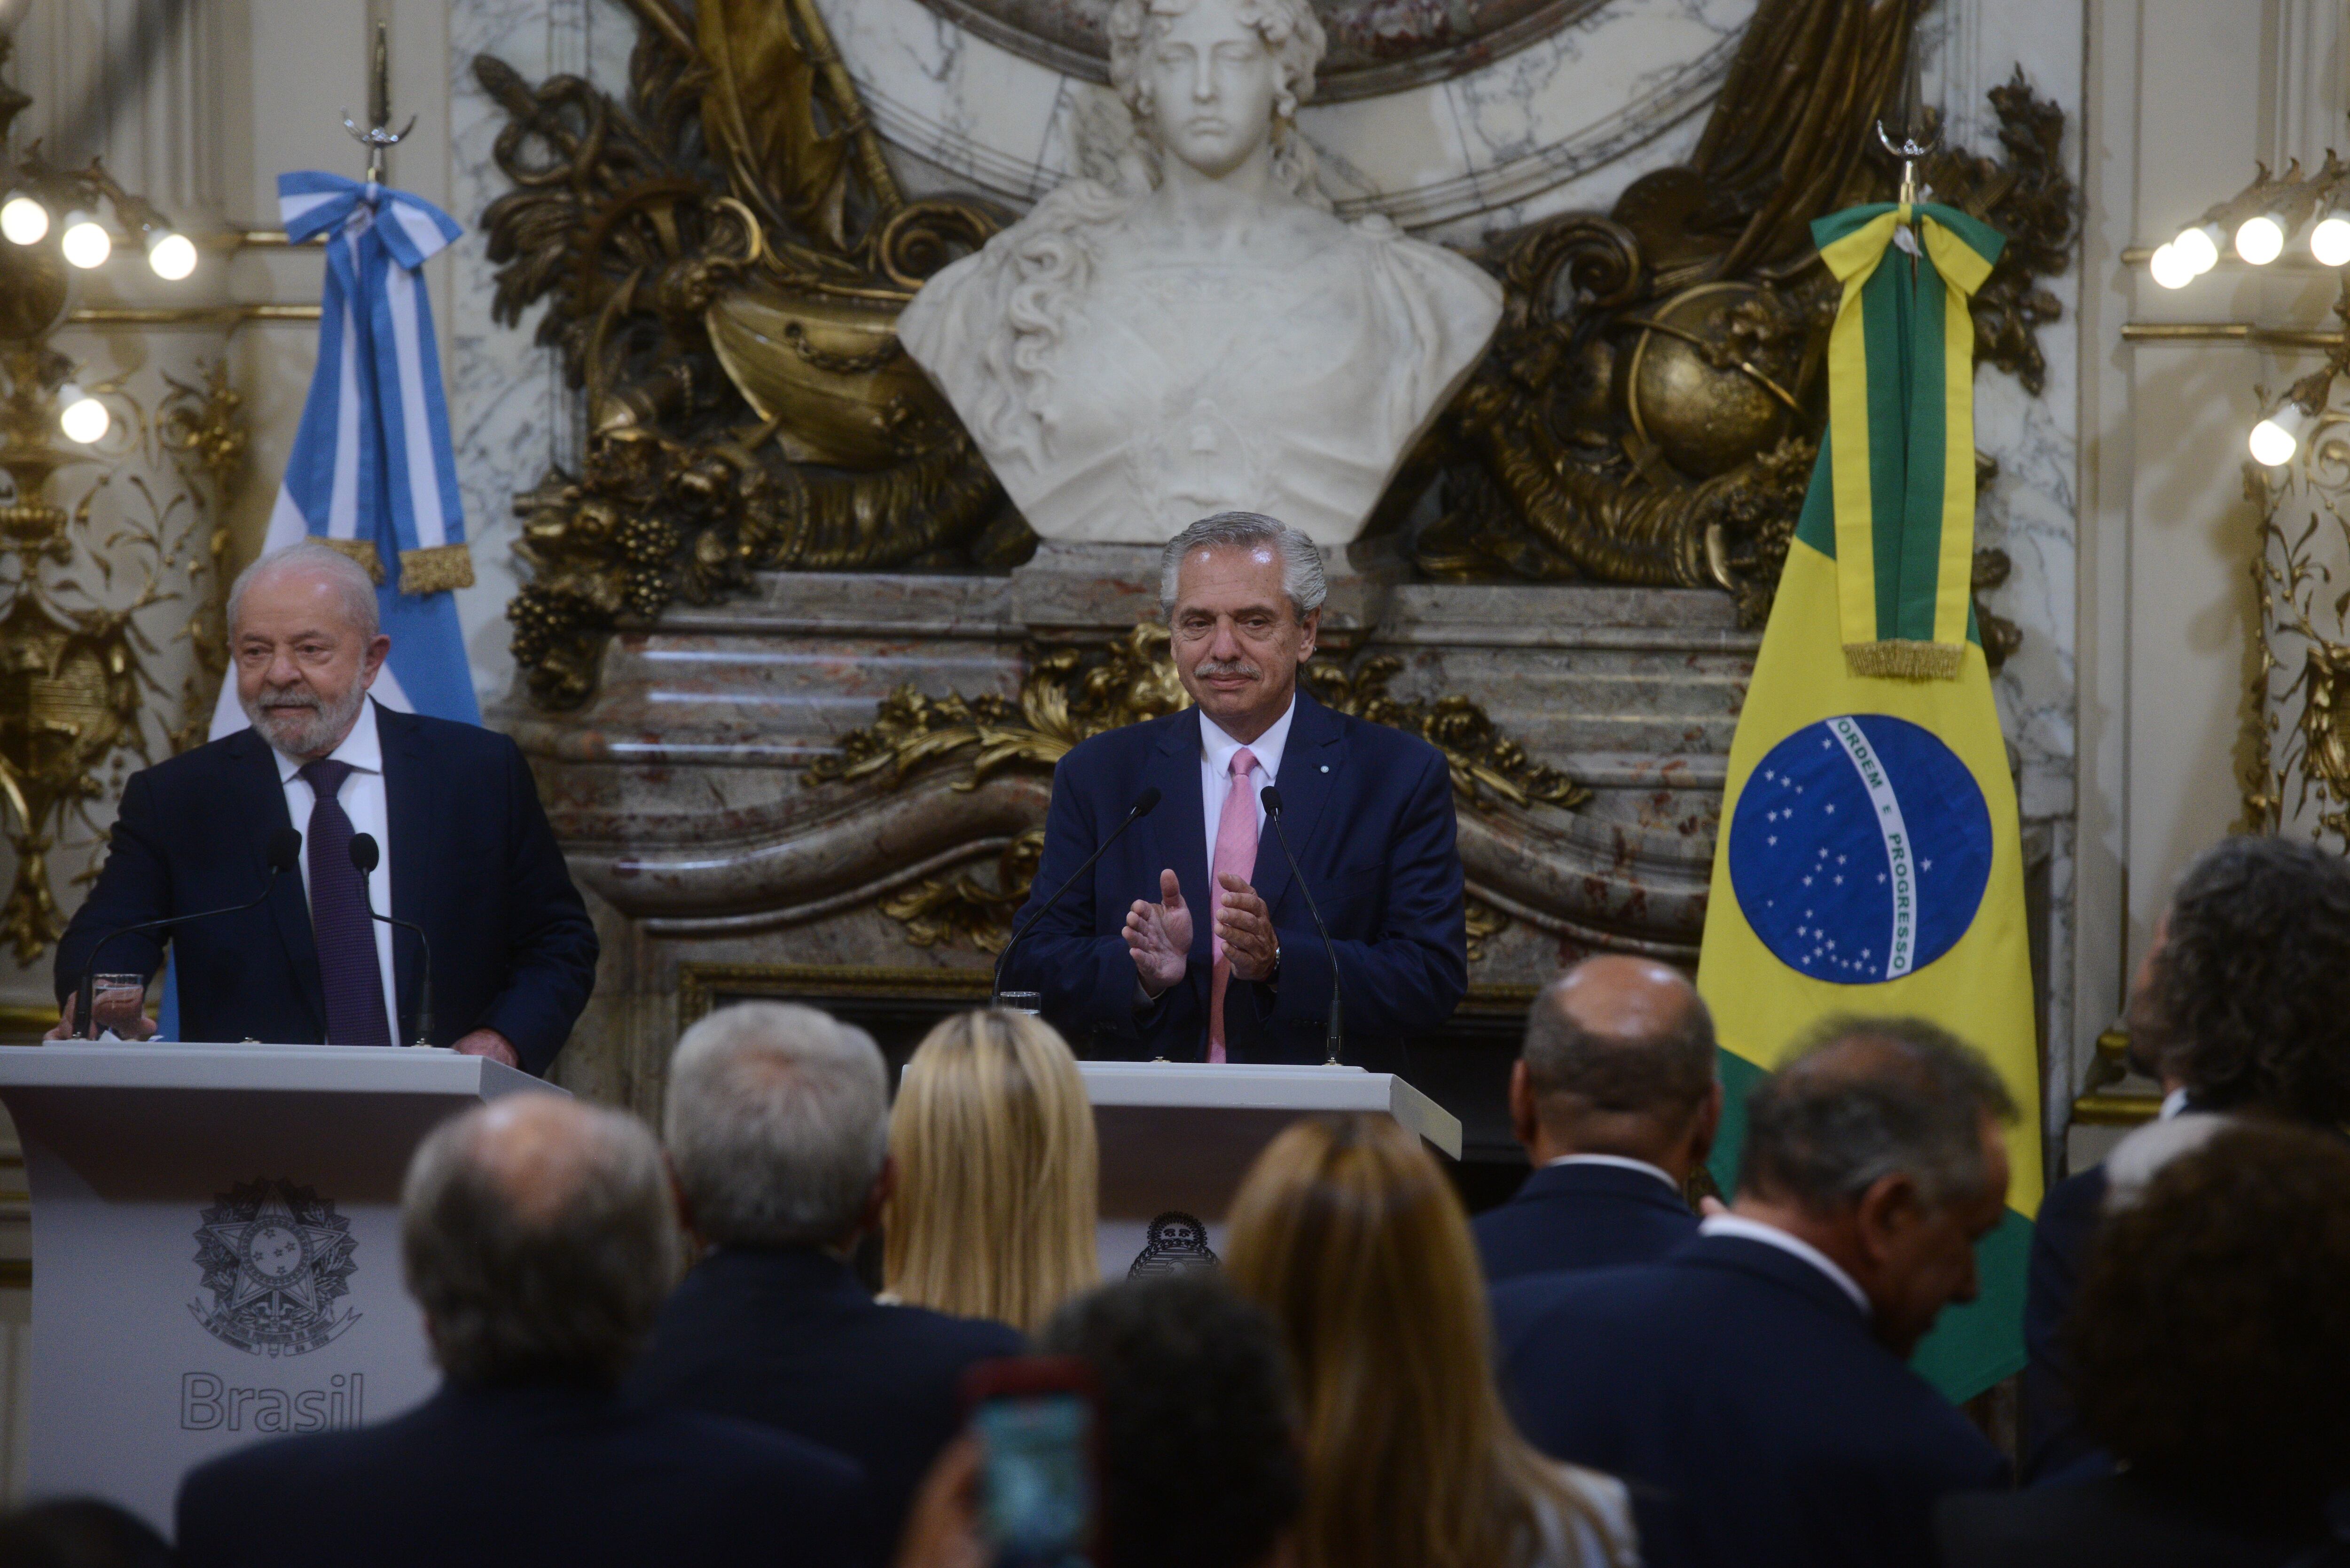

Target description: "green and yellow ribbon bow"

left=1815, top=201, right=2005, bottom=680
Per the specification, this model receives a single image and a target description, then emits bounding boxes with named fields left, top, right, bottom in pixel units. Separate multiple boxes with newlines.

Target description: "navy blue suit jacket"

left=175, top=1380, right=866, bottom=1568
left=1500, top=1234, right=2007, bottom=1568
left=627, top=1247, right=1025, bottom=1566
left=2021, top=1162, right=2109, bottom=1485
left=1474, top=1161, right=1699, bottom=1285
left=54, top=709, right=597, bottom=1074
left=1003, top=690, right=1467, bottom=1069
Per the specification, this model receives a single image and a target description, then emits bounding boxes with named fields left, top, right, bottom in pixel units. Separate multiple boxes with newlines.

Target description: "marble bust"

left=897, top=0, right=1504, bottom=548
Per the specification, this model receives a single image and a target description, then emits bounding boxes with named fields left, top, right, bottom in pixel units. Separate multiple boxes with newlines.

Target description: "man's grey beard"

left=243, top=679, right=368, bottom=759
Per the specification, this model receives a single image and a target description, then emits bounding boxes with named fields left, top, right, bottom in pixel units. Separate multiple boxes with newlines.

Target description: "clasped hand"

left=1124, top=868, right=1277, bottom=995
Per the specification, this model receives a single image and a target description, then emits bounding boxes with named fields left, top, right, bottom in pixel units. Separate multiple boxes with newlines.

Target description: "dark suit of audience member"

left=1950, top=1123, right=2350, bottom=1566
left=176, top=1097, right=864, bottom=1568
left=630, top=1001, right=1020, bottom=1565
left=1503, top=1019, right=2017, bottom=1568
left=1473, top=956, right=1716, bottom=1288
left=2021, top=837, right=2350, bottom=1483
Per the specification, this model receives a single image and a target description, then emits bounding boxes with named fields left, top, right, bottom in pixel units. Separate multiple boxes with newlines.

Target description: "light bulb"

left=2172, top=222, right=2222, bottom=275
left=145, top=230, right=196, bottom=281
left=58, top=387, right=110, bottom=445
left=2236, top=213, right=2287, bottom=265
left=2149, top=242, right=2197, bottom=290
left=2314, top=215, right=2350, bottom=267
left=2249, top=402, right=2313, bottom=467
left=59, top=211, right=110, bottom=268
left=0, top=194, right=47, bottom=245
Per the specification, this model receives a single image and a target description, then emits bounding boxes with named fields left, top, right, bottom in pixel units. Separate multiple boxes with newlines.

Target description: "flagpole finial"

left=340, top=21, right=415, bottom=187
left=1876, top=120, right=1940, bottom=209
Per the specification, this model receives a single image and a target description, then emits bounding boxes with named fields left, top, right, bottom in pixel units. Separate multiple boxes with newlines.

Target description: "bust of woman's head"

left=1106, top=0, right=1326, bottom=190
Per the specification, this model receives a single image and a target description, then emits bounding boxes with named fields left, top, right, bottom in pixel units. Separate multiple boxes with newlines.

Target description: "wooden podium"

left=0, top=1043, right=558, bottom=1530
left=1079, top=1061, right=1460, bottom=1277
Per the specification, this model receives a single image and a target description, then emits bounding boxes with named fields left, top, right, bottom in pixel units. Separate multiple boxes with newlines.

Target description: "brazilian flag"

left=1696, top=201, right=2039, bottom=1402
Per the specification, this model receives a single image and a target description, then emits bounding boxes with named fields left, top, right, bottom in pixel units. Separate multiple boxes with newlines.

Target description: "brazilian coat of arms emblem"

left=189, top=1178, right=362, bottom=1357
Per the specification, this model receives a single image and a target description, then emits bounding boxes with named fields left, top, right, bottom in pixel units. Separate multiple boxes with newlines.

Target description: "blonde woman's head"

left=885, top=1009, right=1101, bottom=1334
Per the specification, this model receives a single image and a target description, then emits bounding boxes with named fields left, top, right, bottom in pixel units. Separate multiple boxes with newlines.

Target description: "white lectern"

left=0, top=1043, right=558, bottom=1530
left=1079, top=1062, right=1461, bottom=1278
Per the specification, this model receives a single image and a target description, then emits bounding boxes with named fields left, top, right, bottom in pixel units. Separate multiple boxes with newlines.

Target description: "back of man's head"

left=402, top=1095, right=679, bottom=1389
left=665, top=1001, right=889, bottom=1248
left=2140, top=835, right=2350, bottom=1124
left=1040, top=1274, right=1301, bottom=1568
left=1739, top=1016, right=2016, bottom=1215
left=1522, top=958, right=1716, bottom=1159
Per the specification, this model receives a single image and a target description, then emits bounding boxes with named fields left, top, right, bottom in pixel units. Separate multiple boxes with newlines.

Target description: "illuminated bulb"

left=145, top=230, right=196, bottom=281
left=2172, top=222, right=2222, bottom=275
left=2249, top=402, right=2313, bottom=467
left=0, top=194, right=47, bottom=245
left=59, top=211, right=110, bottom=268
left=2148, top=242, right=2197, bottom=290
left=2313, top=215, right=2350, bottom=267
left=2236, top=213, right=2287, bottom=265
left=57, top=387, right=109, bottom=445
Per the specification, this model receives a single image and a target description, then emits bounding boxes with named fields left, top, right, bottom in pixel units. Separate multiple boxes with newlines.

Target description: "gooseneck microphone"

left=1260, top=785, right=1344, bottom=1068
left=992, top=787, right=1163, bottom=1009
left=76, top=827, right=304, bottom=1040
left=348, top=834, right=435, bottom=1048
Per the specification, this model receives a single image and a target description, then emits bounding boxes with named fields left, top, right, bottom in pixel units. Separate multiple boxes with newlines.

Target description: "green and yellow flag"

left=1696, top=201, right=2040, bottom=1402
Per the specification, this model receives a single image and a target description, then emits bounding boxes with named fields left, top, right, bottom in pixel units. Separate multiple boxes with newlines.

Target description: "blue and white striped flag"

left=210, top=170, right=480, bottom=736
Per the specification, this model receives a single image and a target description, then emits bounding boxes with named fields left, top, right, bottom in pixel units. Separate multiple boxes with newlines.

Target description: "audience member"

left=893, top=1273, right=1304, bottom=1568
left=176, top=1095, right=864, bottom=1568
left=2024, top=835, right=2350, bottom=1482
left=1940, top=1124, right=2350, bottom=1567
left=1501, top=1017, right=2013, bottom=1568
left=1228, top=1115, right=1634, bottom=1568
left=0, top=1498, right=171, bottom=1568
left=1477, top=958, right=1715, bottom=1287
left=884, top=1009, right=1101, bottom=1334
left=629, top=1003, right=1022, bottom=1565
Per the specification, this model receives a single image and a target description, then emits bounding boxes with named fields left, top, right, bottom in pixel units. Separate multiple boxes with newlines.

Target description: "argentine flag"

left=1696, top=202, right=2041, bottom=1403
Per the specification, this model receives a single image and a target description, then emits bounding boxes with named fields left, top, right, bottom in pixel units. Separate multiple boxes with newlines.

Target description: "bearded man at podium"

left=49, top=542, right=598, bottom=1074
left=1003, top=513, right=1467, bottom=1070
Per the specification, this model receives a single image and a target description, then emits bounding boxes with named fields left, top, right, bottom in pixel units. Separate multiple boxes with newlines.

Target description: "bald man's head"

left=401, top=1096, right=681, bottom=1388
left=1517, top=958, right=1718, bottom=1168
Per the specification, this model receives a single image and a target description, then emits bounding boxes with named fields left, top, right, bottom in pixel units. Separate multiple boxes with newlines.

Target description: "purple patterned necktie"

left=298, top=759, right=391, bottom=1046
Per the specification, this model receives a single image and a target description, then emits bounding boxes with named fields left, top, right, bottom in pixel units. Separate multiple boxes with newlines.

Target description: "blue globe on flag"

left=1725, top=714, right=1992, bottom=984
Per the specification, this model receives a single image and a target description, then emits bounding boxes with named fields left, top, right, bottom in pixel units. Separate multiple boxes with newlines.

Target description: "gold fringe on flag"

left=1842, top=640, right=1967, bottom=680
left=398, top=543, right=476, bottom=594
left=321, top=537, right=386, bottom=585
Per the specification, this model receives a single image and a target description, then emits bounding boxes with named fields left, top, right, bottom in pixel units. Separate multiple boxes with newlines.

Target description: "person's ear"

left=1507, top=1059, right=1541, bottom=1152
left=359, top=632, right=392, bottom=686
left=1853, top=1171, right=1925, bottom=1266
left=665, top=1151, right=701, bottom=1246
left=858, top=1153, right=898, bottom=1237
left=1297, top=607, right=1319, bottom=661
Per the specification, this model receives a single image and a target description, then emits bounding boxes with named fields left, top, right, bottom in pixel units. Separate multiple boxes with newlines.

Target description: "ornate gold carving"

left=808, top=625, right=1585, bottom=951
left=1463, top=895, right=1510, bottom=963
left=156, top=363, right=247, bottom=755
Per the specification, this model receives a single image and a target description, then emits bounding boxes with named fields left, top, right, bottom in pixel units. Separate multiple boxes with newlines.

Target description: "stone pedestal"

left=504, top=563, right=1757, bottom=1161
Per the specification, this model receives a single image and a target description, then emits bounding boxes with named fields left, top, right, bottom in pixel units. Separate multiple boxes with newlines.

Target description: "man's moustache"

left=1196, top=662, right=1261, bottom=679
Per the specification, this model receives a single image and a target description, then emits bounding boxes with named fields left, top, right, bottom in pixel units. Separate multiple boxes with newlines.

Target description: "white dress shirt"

left=273, top=697, right=400, bottom=1045
left=1198, top=696, right=1295, bottom=889
left=1698, top=1213, right=1871, bottom=1318
left=1543, top=1152, right=1680, bottom=1192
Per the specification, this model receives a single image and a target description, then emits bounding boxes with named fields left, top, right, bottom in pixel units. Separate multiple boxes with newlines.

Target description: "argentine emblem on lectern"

left=189, top=1178, right=362, bottom=1356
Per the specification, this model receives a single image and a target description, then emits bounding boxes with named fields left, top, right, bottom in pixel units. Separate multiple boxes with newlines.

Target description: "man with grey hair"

left=175, top=1095, right=865, bottom=1568
left=628, top=1002, right=1022, bottom=1566
left=53, top=539, right=595, bottom=1070
left=1003, top=510, right=1467, bottom=1068
left=1501, top=1017, right=2013, bottom=1568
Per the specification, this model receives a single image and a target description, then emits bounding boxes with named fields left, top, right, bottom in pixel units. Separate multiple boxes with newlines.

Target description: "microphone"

left=1260, top=785, right=1343, bottom=1068
left=348, top=833, right=435, bottom=1048
left=992, top=787, right=1162, bottom=1010
left=76, top=827, right=303, bottom=1040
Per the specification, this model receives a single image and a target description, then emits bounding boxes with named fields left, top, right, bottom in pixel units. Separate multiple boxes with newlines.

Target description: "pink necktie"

left=1209, top=748, right=1258, bottom=1064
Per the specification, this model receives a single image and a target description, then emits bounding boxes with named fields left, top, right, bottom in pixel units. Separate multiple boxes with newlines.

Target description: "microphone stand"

left=348, top=834, right=434, bottom=1048
left=1261, top=786, right=1343, bottom=1068
left=993, top=788, right=1162, bottom=1009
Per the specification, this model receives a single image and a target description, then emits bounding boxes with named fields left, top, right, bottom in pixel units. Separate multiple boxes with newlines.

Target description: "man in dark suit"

left=1477, top=956, right=1715, bottom=1292
left=2022, top=835, right=2350, bottom=1483
left=1501, top=1018, right=2014, bottom=1568
left=1005, top=512, right=1466, bottom=1069
left=52, top=541, right=595, bottom=1072
left=177, top=1095, right=866, bottom=1568
left=628, top=1002, right=1024, bottom=1566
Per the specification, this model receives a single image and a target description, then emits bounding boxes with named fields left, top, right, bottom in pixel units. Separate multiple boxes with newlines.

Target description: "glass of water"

left=90, top=973, right=148, bottom=1038
left=995, top=991, right=1043, bottom=1017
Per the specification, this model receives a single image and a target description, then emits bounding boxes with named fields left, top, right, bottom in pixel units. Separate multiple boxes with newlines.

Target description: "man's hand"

left=44, top=994, right=157, bottom=1042
left=1215, top=873, right=1279, bottom=983
left=451, top=1029, right=520, bottom=1068
left=1124, top=868, right=1193, bottom=997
